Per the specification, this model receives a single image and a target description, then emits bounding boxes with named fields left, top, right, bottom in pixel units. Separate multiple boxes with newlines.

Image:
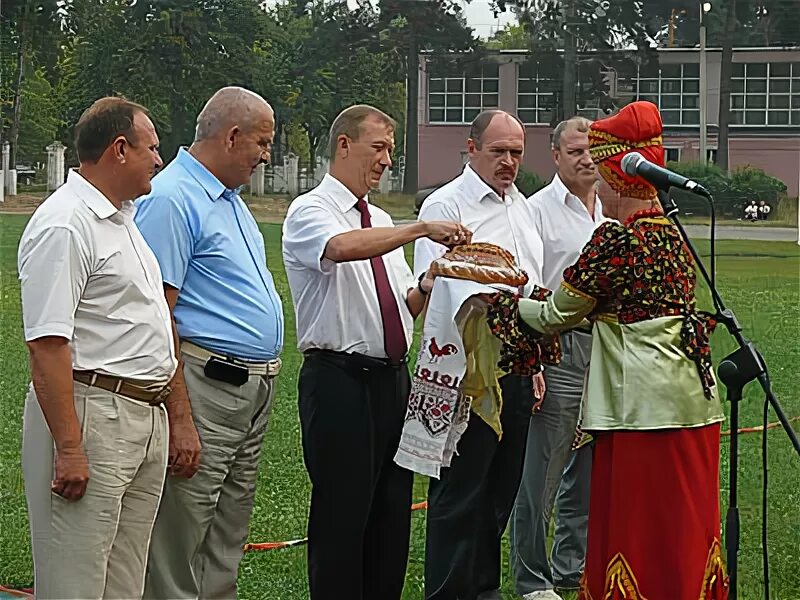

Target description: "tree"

left=57, top=0, right=272, bottom=161
left=376, top=0, right=479, bottom=193
left=717, top=1, right=740, bottom=172
left=1, top=0, right=61, bottom=170
left=492, top=0, right=655, bottom=119
left=486, top=23, right=529, bottom=50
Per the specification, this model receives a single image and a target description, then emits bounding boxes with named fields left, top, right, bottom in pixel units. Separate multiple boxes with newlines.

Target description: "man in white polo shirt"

left=509, top=116, right=603, bottom=600
left=18, top=97, right=175, bottom=600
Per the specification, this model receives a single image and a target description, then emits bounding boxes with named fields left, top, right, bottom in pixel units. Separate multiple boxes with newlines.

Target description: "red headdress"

left=588, top=101, right=665, bottom=200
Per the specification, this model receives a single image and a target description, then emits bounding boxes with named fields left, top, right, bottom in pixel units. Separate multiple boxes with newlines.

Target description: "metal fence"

left=249, top=155, right=405, bottom=197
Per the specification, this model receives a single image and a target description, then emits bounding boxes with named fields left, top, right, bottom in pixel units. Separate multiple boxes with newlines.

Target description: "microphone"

left=621, top=152, right=711, bottom=198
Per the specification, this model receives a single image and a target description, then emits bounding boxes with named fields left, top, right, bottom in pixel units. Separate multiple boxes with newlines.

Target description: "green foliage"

left=286, top=122, right=311, bottom=163
left=486, top=23, right=530, bottom=50
left=729, top=165, right=787, bottom=204
left=514, top=167, right=547, bottom=196
left=667, top=161, right=788, bottom=217
left=17, top=66, right=61, bottom=163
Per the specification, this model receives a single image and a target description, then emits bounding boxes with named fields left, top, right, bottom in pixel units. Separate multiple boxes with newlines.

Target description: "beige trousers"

left=22, top=381, right=168, bottom=600
left=143, top=353, right=276, bottom=600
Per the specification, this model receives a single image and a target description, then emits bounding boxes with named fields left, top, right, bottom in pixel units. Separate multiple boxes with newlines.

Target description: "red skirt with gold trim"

left=578, top=424, right=729, bottom=600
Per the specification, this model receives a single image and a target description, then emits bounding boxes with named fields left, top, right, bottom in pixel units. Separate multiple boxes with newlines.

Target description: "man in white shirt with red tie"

left=509, top=116, right=604, bottom=600
left=282, top=104, right=468, bottom=600
left=414, top=109, right=546, bottom=600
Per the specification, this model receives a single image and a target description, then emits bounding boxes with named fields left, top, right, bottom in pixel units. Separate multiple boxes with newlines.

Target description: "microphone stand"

left=658, top=189, right=800, bottom=600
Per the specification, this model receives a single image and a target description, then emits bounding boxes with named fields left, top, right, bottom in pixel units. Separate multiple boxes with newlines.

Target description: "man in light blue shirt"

left=134, top=86, right=283, bottom=600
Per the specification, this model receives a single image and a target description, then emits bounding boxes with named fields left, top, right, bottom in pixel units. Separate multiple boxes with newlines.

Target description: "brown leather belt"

left=73, top=371, right=172, bottom=406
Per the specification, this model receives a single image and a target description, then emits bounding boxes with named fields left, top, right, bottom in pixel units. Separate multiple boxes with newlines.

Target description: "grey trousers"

left=509, top=331, right=593, bottom=594
left=22, top=381, right=168, bottom=600
left=144, top=353, right=276, bottom=600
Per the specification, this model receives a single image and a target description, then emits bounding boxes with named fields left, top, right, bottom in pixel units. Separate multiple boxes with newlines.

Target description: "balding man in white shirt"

left=416, top=109, right=546, bottom=600
left=18, top=97, right=175, bottom=600
left=509, top=116, right=603, bottom=600
left=283, top=104, right=467, bottom=600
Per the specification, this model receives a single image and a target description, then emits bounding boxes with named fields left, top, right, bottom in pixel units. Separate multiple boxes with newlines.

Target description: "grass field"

left=1, top=213, right=799, bottom=599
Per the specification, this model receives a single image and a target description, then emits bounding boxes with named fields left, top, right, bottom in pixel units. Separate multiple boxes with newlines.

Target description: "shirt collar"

left=319, top=173, right=366, bottom=213
left=175, top=147, right=228, bottom=201
left=68, top=169, right=121, bottom=220
left=551, top=173, right=604, bottom=220
left=462, top=164, right=520, bottom=205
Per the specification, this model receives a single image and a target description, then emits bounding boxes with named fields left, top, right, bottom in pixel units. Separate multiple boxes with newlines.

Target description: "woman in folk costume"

left=517, top=101, right=729, bottom=600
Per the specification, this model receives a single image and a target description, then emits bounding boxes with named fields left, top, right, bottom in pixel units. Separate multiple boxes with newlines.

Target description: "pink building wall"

left=417, top=49, right=800, bottom=197
left=418, top=125, right=800, bottom=196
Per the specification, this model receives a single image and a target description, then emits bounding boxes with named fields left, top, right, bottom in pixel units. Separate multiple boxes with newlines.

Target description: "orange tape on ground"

left=244, top=500, right=429, bottom=553
left=0, top=584, right=33, bottom=599
left=721, top=415, right=800, bottom=437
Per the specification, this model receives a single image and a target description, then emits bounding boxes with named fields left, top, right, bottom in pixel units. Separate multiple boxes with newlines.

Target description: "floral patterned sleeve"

left=562, top=220, right=631, bottom=301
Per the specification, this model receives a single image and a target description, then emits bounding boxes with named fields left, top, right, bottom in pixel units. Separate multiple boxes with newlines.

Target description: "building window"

left=731, top=62, right=800, bottom=126
left=665, top=147, right=681, bottom=163
left=635, top=63, right=699, bottom=126
left=428, top=63, right=500, bottom=124
left=517, top=61, right=558, bottom=125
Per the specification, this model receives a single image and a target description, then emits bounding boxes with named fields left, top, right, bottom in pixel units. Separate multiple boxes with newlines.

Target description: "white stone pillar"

left=250, top=163, right=265, bottom=196
left=2, top=142, right=10, bottom=194
left=314, top=157, right=330, bottom=186
left=6, top=170, right=17, bottom=196
left=47, top=141, right=66, bottom=191
left=286, top=154, right=299, bottom=199
left=378, top=167, right=390, bottom=194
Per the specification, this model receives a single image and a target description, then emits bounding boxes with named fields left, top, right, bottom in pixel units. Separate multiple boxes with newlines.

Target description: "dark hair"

left=469, top=109, right=525, bottom=149
left=74, top=97, right=149, bottom=163
left=328, top=104, right=396, bottom=160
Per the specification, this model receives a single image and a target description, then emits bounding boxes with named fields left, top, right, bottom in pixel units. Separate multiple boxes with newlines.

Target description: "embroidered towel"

left=394, top=277, right=499, bottom=478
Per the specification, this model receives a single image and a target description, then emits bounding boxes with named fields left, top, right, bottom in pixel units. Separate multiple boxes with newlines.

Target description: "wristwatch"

left=417, top=272, right=429, bottom=296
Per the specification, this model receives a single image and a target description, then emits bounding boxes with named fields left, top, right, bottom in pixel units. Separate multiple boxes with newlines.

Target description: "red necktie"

left=355, top=198, right=408, bottom=363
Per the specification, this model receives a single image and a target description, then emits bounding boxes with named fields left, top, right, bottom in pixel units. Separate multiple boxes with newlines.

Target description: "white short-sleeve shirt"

left=414, top=164, right=544, bottom=294
left=18, top=170, right=177, bottom=382
left=282, top=174, right=416, bottom=357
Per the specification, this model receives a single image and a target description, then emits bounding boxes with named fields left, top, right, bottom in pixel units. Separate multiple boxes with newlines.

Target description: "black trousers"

left=425, top=374, right=534, bottom=600
left=299, top=350, right=414, bottom=600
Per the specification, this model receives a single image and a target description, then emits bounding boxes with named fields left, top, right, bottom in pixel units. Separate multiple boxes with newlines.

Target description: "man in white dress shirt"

left=509, top=116, right=603, bottom=600
left=282, top=104, right=467, bottom=600
left=415, top=109, right=546, bottom=600
left=18, top=97, right=175, bottom=599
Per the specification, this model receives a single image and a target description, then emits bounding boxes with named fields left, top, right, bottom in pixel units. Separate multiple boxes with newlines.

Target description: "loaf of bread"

left=429, top=242, right=529, bottom=287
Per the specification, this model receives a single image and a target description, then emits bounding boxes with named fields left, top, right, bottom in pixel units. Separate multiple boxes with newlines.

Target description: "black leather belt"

left=304, top=348, right=408, bottom=371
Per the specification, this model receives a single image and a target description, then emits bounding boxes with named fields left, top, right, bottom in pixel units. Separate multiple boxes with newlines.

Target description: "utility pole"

left=403, top=22, right=419, bottom=194
left=699, top=2, right=710, bottom=163
left=561, top=0, right=577, bottom=119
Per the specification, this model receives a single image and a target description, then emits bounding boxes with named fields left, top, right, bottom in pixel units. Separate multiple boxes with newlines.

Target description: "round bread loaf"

left=429, top=242, right=528, bottom=287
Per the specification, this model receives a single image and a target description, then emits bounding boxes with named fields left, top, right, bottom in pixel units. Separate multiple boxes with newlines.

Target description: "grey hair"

left=551, top=116, right=592, bottom=150
left=194, top=86, right=273, bottom=142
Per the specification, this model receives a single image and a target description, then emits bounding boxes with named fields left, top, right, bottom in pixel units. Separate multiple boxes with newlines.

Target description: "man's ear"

left=226, top=126, right=240, bottom=150
left=466, top=138, right=478, bottom=158
left=337, top=135, right=349, bottom=159
left=111, top=135, right=127, bottom=164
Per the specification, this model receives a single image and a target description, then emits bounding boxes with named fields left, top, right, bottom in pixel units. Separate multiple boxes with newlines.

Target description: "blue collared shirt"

left=134, top=148, right=283, bottom=361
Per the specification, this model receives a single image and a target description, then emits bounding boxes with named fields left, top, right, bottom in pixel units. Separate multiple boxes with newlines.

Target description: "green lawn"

left=1, top=214, right=799, bottom=599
